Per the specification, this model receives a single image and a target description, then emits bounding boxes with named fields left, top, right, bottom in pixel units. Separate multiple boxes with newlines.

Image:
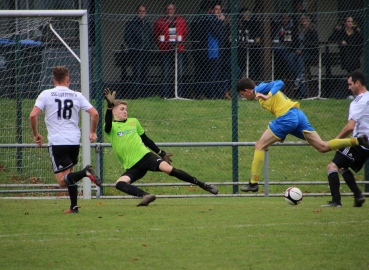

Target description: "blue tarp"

left=0, top=38, right=43, bottom=45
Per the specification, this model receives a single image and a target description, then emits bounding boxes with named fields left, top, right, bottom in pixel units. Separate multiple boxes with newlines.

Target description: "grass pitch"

left=0, top=197, right=368, bottom=270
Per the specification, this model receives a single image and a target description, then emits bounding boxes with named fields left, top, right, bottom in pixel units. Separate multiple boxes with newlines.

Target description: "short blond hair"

left=113, top=100, right=128, bottom=108
left=52, top=66, right=70, bottom=82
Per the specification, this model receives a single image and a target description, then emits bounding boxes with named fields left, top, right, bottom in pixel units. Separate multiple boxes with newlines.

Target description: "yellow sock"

left=328, top=138, right=358, bottom=150
left=250, top=149, right=265, bottom=184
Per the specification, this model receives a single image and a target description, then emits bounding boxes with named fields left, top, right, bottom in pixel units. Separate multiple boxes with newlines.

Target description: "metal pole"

left=80, top=12, right=92, bottom=199
left=174, top=44, right=178, bottom=98
left=271, top=48, right=274, bottom=81
left=246, top=46, right=249, bottom=77
left=94, top=0, right=104, bottom=194
left=365, top=0, right=369, bottom=194
left=318, top=47, right=322, bottom=98
left=95, top=143, right=101, bottom=199
left=264, top=150, right=269, bottom=197
left=231, top=0, right=239, bottom=194
left=15, top=34, right=22, bottom=173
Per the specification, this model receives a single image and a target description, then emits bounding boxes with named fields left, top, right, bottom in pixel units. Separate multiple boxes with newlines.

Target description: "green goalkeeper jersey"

left=105, top=118, right=150, bottom=169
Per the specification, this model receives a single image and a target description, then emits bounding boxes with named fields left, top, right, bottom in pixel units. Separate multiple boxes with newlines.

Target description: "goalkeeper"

left=103, top=89, right=218, bottom=206
left=237, top=77, right=369, bottom=193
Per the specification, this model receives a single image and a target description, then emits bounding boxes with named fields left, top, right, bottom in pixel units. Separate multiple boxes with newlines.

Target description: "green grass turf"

left=0, top=197, right=368, bottom=269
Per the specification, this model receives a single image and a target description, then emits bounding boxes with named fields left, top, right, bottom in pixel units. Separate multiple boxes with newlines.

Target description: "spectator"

left=271, top=13, right=293, bottom=42
left=238, top=7, right=263, bottom=82
left=271, top=13, right=294, bottom=80
left=290, top=0, right=305, bottom=32
left=286, top=14, right=318, bottom=98
left=328, top=16, right=363, bottom=73
left=190, top=0, right=212, bottom=99
left=206, top=2, right=230, bottom=99
left=154, top=3, right=187, bottom=99
left=124, top=5, right=154, bottom=97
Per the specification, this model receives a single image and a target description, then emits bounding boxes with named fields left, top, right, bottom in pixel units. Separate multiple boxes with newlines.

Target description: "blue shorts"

left=268, top=107, right=315, bottom=141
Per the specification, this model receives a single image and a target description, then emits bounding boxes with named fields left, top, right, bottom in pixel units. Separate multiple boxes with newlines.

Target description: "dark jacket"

left=290, top=27, right=319, bottom=57
left=238, top=18, right=262, bottom=42
left=329, top=26, right=363, bottom=72
left=190, top=14, right=209, bottom=50
left=124, top=16, right=153, bottom=51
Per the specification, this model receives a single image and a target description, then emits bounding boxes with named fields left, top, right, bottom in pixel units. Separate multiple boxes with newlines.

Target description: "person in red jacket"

left=154, top=3, right=188, bottom=98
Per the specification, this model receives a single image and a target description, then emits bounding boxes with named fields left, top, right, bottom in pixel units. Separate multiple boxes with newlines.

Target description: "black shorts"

left=332, top=146, right=369, bottom=173
left=48, top=145, right=80, bottom=173
left=122, top=152, right=164, bottom=183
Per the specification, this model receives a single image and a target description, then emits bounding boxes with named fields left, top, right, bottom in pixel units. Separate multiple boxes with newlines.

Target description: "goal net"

left=0, top=10, right=91, bottom=198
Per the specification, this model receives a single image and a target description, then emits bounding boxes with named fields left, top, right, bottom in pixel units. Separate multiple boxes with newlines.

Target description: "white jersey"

left=349, top=91, right=369, bottom=137
left=34, top=86, right=93, bottom=145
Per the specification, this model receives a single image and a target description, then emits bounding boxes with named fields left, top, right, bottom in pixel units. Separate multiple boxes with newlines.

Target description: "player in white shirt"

left=322, top=70, right=369, bottom=207
left=29, top=66, right=100, bottom=213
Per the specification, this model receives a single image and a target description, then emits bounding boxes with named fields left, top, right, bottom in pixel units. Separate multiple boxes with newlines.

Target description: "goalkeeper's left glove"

left=158, top=150, right=174, bottom=164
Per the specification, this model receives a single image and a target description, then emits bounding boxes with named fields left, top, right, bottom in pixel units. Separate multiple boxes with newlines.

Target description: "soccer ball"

left=284, top=187, right=303, bottom=205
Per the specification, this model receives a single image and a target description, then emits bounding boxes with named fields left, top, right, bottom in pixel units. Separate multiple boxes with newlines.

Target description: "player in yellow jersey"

left=237, top=78, right=369, bottom=192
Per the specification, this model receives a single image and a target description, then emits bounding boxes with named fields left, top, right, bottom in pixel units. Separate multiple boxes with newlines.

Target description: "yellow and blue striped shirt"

left=255, top=80, right=300, bottom=117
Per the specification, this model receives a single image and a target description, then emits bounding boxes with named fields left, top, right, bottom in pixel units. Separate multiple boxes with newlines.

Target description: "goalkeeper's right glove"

left=158, top=150, right=174, bottom=164
left=104, top=88, right=116, bottom=108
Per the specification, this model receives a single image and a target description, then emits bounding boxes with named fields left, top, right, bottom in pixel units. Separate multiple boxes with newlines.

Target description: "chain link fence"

left=0, top=0, right=368, bottom=197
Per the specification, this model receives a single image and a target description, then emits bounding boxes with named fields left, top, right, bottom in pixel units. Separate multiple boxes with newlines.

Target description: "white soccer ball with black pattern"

left=284, top=187, right=303, bottom=205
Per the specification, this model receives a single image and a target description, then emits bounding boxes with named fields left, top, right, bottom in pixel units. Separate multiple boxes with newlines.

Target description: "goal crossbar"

left=0, top=10, right=87, bottom=17
left=0, top=10, right=92, bottom=199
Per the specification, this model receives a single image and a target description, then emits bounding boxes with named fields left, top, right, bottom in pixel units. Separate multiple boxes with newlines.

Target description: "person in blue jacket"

left=236, top=77, right=369, bottom=192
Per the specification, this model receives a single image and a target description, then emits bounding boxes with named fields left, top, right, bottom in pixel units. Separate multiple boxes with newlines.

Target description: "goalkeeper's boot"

left=137, top=194, right=156, bottom=207
left=64, top=206, right=79, bottom=213
left=201, top=184, right=219, bottom=195
left=357, top=135, right=369, bottom=148
left=84, top=165, right=102, bottom=187
left=240, top=182, right=259, bottom=192
left=354, top=196, right=365, bottom=207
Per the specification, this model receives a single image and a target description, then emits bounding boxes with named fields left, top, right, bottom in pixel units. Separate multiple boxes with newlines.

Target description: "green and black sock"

left=169, top=168, right=206, bottom=188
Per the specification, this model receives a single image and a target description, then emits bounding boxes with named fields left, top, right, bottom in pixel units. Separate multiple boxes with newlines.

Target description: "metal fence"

left=0, top=2, right=368, bottom=200
left=1, top=142, right=368, bottom=199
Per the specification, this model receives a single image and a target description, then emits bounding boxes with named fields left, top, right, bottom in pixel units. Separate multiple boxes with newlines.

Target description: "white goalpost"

left=0, top=10, right=92, bottom=199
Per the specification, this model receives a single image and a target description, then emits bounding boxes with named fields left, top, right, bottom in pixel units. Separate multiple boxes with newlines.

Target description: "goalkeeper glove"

left=104, top=88, right=116, bottom=108
left=158, top=150, right=174, bottom=164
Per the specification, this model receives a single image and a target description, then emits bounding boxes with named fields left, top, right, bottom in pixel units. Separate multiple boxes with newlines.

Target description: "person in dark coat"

left=124, top=5, right=154, bottom=97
